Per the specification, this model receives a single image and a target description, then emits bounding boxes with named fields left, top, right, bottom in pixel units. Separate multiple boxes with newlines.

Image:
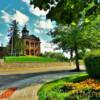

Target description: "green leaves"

left=30, top=0, right=99, bottom=25
left=51, top=11, right=100, bottom=51
left=9, top=20, right=25, bottom=55
left=31, top=0, right=100, bottom=24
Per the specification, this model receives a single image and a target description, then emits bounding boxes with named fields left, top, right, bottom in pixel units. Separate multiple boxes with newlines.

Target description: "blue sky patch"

left=0, top=0, right=56, bottom=46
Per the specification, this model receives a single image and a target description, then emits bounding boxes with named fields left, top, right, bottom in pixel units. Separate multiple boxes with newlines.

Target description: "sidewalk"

left=10, top=84, right=42, bottom=100
left=0, top=84, right=41, bottom=100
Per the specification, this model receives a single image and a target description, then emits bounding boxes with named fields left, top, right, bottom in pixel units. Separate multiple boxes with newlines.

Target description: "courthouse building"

left=22, top=26, right=40, bottom=56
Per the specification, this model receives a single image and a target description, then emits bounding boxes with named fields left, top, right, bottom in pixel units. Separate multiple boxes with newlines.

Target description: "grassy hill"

left=4, top=56, right=58, bottom=63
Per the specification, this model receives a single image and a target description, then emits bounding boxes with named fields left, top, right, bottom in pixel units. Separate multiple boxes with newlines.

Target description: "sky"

left=0, top=0, right=60, bottom=53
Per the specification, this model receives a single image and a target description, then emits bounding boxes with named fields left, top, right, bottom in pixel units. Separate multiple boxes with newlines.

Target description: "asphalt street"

left=0, top=71, right=85, bottom=90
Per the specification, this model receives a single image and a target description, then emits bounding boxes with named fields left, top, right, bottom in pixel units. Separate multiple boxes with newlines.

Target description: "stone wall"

left=0, top=62, right=71, bottom=67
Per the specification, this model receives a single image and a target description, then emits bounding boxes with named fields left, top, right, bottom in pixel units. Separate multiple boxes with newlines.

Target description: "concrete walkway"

left=10, top=84, right=41, bottom=100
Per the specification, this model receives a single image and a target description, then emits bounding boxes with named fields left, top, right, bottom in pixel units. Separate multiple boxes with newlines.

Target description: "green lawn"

left=4, top=56, right=58, bottom=63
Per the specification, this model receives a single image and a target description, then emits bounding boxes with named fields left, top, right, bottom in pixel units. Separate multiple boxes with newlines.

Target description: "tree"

left=30, top=0, right=100, bottom=25
left=30, top=0, right=100, bottom=71
left=50, top=14, right=100, bottom=71
left=81, top=14, right=100, bottom=49
left=9, top=20, right=25, bottom=55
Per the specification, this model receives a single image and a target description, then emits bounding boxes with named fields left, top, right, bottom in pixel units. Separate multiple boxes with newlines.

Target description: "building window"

left=35, top=43, right=37, bottom=46
left=26, top=49, right=29, bottom=55
left=31, top=50, right=34, bottom=55
left=26, top=41, right=29, bottom=46
left=31, top=43, right=34, bottom=47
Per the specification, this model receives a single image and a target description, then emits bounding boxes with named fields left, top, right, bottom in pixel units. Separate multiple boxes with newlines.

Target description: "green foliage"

left=30, top=0, right=100, bottom=25
left=84, top=50, right=100, bottom=79
left=50, top=12, right=100, bottom=71
left=30, top=0, right=100, bottom=71
left=78, top=50, right=87, bottom=59
left=51, top=13, right=100, bottom=51
left=69, top=88, right=100, bottom=100
left=38, top=73, right=88, bottom=100
left=0, top=47, right=7, bottom=58
left=81, top=14, right=100, bottom=49
left=8, top=20, right=25, bottom=55
left=4, top=56, right=58, bottom=63
left=42, top=52, right=68, bottom=61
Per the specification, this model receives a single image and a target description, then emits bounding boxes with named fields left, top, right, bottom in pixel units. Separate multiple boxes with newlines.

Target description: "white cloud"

left=1, top=10, right=12, bottom=23
left=29, top=6, right=49, bottom=16
left=39, top=19, right=53, bottom=29
left=40, top=39, right=71, bottom=58
left=0, top=33, right=4, bottom=37
left=40, top=39, right=60, bottom=53
left=21, top=0, right=49, bottom=16
left=21, top=0, right=30, bottom=5
left=34, top=19, right=53, bottom=30
left=13, top=10, right=29, bottom=25
left=0, top=33, right=9, bottom=46
left=34, top=29, right=40, bottom=33
left=1, top=10, right=29, bottom=25
left=5, top=36, right=9, bottom=42
left=21, top=0, right=53, bottom=30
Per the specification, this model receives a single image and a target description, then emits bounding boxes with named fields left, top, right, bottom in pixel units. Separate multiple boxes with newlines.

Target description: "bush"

left=41, top=52, right=69, bottom=62
left=84, top=50, right=100, bottom=79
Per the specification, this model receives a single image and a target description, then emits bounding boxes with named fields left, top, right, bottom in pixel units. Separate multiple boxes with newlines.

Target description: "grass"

left=38, top=73, right=88, bottom=100
left=4, top=56, right=58, bottom=63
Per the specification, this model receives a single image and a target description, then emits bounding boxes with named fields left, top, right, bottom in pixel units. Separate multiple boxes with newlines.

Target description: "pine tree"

left=9, top=20, right=25, bottom=56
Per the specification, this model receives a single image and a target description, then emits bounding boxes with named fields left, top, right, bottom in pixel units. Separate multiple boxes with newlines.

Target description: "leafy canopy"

left=30, top=0, right=100, bottom=25
left=51, top=13, right=100, bottom=52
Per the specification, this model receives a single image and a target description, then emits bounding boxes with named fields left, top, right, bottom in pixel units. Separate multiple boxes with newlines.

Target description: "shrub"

left=41, top=52, right=69, bottom=62
left=84, top=50, right=100, bottom=79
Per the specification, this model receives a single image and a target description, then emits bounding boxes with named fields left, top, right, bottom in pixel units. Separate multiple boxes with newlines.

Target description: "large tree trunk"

left=74, top=43, right=80, bottom=71
left=70, top=49, right=73, bottom=61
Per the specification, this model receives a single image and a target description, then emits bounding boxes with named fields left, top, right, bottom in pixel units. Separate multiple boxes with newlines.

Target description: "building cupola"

left=22, top=25, right=29, bottom=37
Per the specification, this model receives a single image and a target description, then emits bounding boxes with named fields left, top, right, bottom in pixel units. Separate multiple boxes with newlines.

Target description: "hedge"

left=84, top=50, right=100, bottom=79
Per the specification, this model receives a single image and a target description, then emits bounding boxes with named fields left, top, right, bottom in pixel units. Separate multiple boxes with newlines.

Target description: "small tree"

left=9, top=20, right=25, bottom=55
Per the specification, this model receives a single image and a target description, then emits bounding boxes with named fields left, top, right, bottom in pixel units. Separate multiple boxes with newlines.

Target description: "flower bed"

left=63, top=79, right=100, bottom=99
left=38, top=73, right=100, bottom=100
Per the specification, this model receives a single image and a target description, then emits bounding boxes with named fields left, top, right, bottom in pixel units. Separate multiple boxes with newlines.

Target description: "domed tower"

left=22, top=25, right=29, bottom=38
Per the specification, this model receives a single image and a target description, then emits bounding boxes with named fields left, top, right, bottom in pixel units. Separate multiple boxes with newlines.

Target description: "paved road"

left=0, top=71, right=85, bottom=90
